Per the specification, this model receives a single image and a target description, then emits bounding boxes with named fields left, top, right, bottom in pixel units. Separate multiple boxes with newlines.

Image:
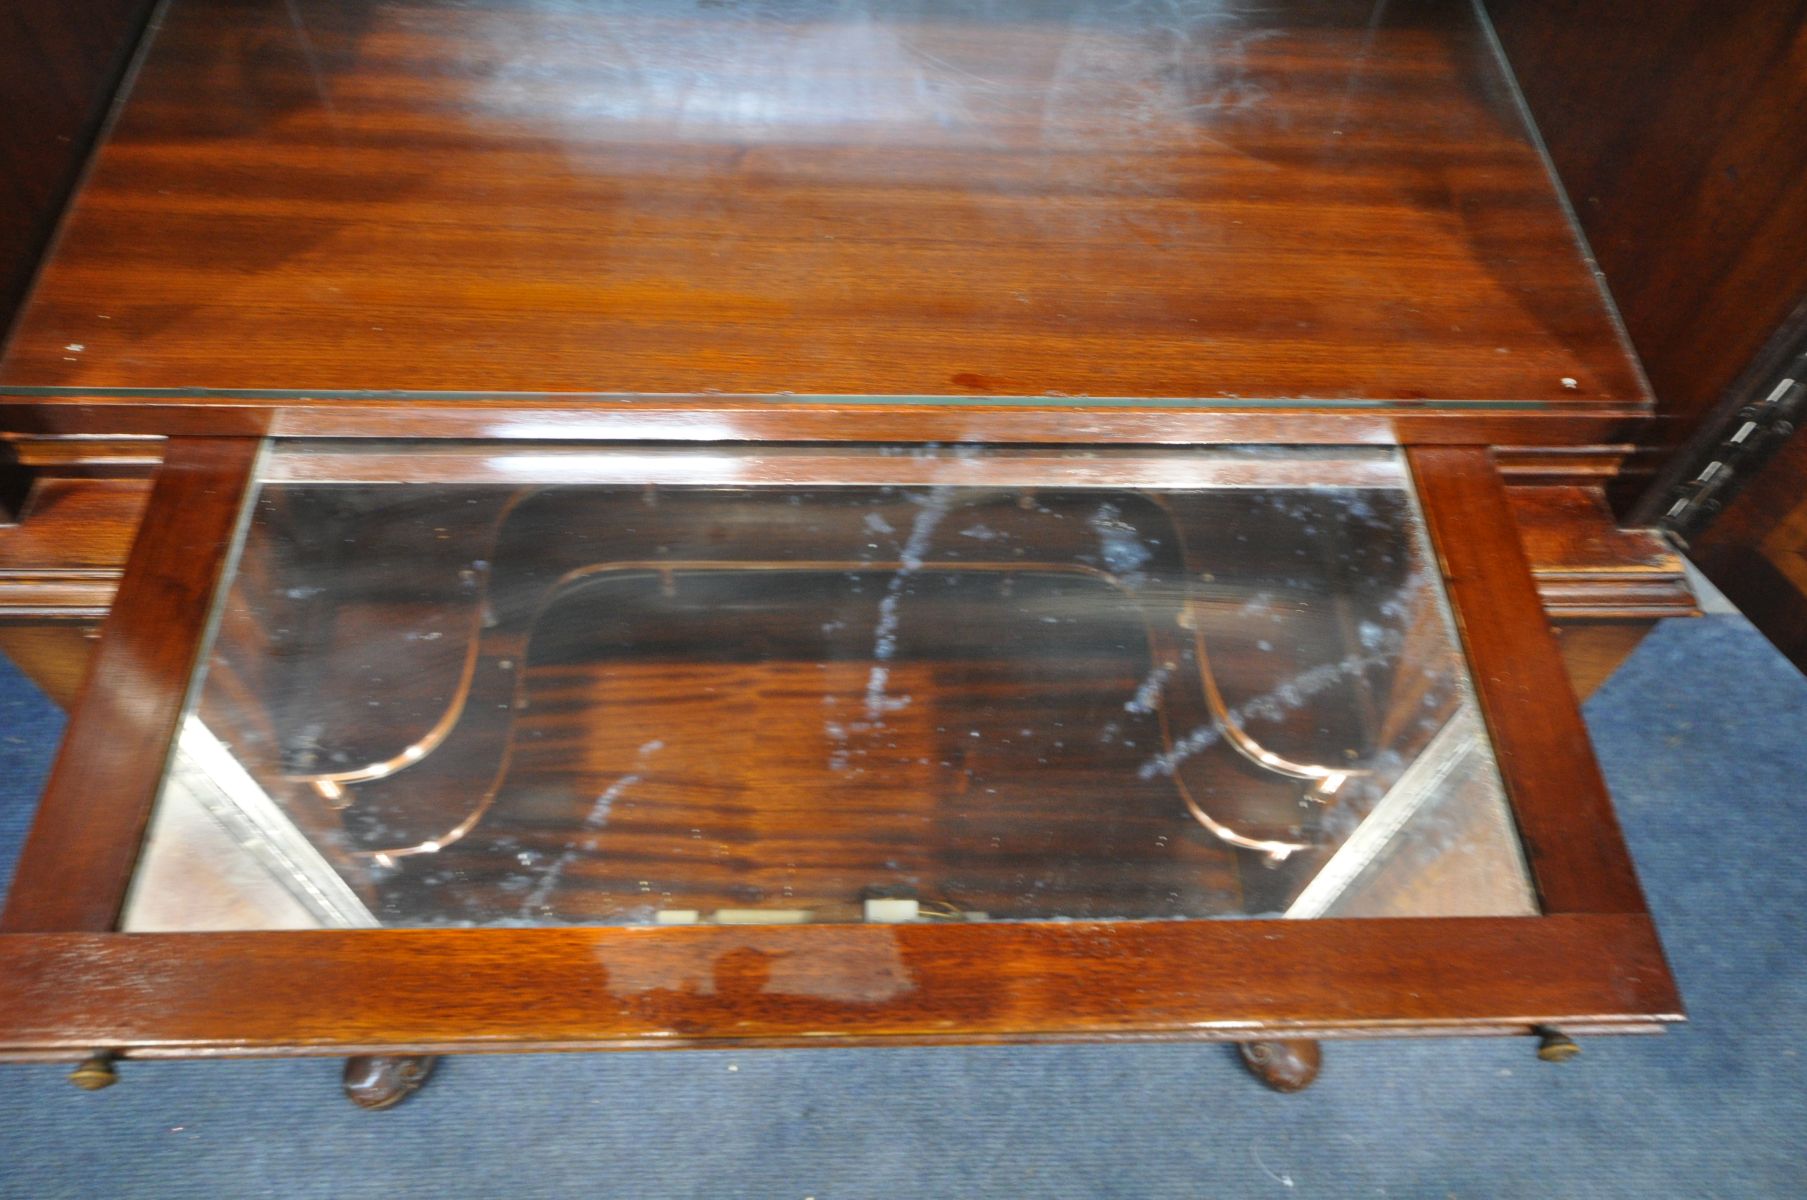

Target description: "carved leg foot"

left=1238, top=1039, right=1321, bottom=1093
left=342, top=1055, right=437, bottom=1110
left=68, top=1052, right=119, bottom=1091
left=1535, top=1027, right=1581, bottom=1063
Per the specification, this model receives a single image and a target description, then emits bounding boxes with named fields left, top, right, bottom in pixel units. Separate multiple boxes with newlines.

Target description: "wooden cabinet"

left=0, top=0, right=1688, bottom=1102
left=1488, top=0, right=1807, bottom=674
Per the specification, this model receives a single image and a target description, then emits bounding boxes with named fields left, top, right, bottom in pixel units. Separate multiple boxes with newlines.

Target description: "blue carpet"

left=0, top=615, right=1803, bottom=1198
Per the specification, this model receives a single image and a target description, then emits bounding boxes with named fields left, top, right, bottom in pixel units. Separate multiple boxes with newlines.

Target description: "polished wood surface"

left=0, top=436, right=261, bottom=933
left=0, top=436, right=155, bottom=619
left=0, top=625, right=101, bottom=708
left=0, top=398, right=1659, bottom=445
left=0, top=442, right=1683, bottom=1055
left=1, top=435, right=158, bottom=524
left=0, top=0, right=1644, bottom=415
left=1408, top=447, right=1649, bottom=915
left=0, top=914, right=1680, bottom=1056
left=1488, top=0, right=1807, bottom=505
left=0, top=0, right=1688, bottom=1063
left=0, top=476, right=150, bottom=617
left=1504, top=484, right=1692, bottom=620
left=0, top=0, right=157, bottom=333
left=1550, top=622, right=1656, bottom=703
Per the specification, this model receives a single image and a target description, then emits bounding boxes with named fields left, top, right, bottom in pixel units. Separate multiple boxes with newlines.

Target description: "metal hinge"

left=1659, top=356, right=1807, bottom=546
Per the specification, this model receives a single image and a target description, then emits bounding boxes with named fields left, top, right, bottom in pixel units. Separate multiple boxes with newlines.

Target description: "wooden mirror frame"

left=0, top=436, right=1681, bottom=1061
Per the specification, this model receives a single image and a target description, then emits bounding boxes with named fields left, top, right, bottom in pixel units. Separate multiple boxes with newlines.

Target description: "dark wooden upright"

left=0, top=0, right=158, bottom=334
left=1489, top=0, right=1807, bottom=501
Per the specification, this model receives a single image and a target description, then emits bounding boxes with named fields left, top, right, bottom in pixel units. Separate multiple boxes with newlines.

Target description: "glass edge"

left=0, top=385, right=1552, bottom=411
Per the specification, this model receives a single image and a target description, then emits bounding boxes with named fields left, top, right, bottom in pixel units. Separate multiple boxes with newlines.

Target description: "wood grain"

left=1409, top=446, right=1650, bottom=915
left=0, top=0, right=1646, bottom=413
left=0, top=0, right=157, bottom=333
left=0, top=445, right=1688, bottom=1055
left=0, top=436, right=261, bottom=933
left=0, top=476, right=151, bottom=617
left=0, top=397, right=1655, bottom=444
left=1504, top=484, right=1694, bottom=619
left=0, top=624, right=102, bottom=708
left=1550, top=622, right=1656, bottom=702
left=0, top=914, right=1680, bottom=1056
left=1488, top=0, right=1807, bottom=504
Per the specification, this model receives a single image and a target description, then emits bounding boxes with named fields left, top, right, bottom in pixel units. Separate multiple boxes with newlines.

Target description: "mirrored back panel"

left=122, top=444, right=1534, bottom=930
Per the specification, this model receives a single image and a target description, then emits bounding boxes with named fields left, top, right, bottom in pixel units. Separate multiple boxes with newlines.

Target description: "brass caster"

left=1535, top=1028, right=1581, bottom=1063
left=1238, top=1039, right=1322, bottom=1093
left=68, top=1053, right=118, bottom=1091
left=342, top=1054, right=437, bottom=1110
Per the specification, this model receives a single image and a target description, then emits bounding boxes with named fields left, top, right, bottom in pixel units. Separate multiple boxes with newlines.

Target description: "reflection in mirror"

left=122, top=445, right=1535, bottom=931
